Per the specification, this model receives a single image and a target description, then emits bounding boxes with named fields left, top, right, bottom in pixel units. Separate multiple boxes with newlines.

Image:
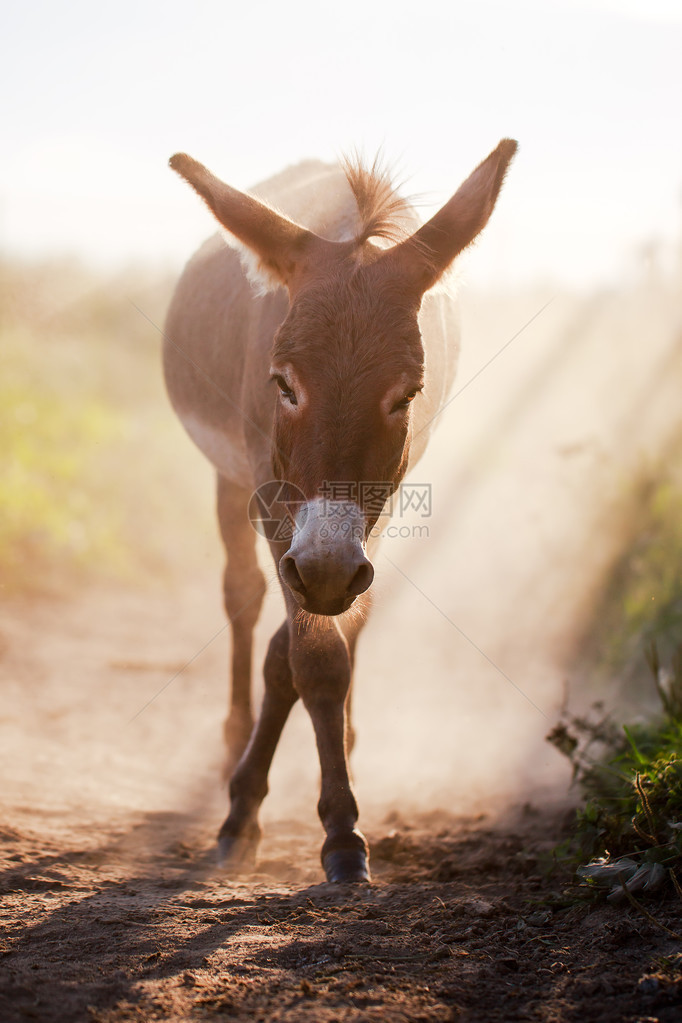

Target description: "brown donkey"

left=164, top=140, right=517, bottom=882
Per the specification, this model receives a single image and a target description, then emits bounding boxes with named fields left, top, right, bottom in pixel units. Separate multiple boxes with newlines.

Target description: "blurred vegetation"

left=1, top=258, right=215, bottom=594
left=587, top=466, right=682, bottom=689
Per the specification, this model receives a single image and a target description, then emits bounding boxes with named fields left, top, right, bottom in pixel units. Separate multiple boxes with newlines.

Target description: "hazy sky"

left=2, top=0, right=681, bottom=287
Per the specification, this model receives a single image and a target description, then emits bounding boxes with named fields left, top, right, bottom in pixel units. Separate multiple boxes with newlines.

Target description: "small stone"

left=526, top=911, right=551, bottom=927
left=464, top=898, right=494, bottom=917
left=637, top=975, right=660, bottom=996
left=300, top=979, right=316, bottom=998
left=433, top=946, right=451, bottom=960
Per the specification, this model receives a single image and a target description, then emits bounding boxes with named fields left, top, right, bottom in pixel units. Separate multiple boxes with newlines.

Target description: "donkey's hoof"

left=322, top=847, right=371, bottom=884
left=216, top=832, right=259, bottom=872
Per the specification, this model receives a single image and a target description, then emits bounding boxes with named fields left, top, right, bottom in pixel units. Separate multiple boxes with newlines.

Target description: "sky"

left=2, top=0, right=681, bottom=288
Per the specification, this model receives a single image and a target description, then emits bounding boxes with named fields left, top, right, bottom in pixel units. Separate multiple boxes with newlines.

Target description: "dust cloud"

left=3, top=266, right=681, bottom=857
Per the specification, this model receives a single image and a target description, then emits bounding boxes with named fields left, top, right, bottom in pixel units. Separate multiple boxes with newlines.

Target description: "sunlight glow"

left=1, top=0, right=681, bottom=288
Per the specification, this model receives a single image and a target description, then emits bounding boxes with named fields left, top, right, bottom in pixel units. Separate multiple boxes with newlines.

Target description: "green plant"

left=547, top=643, right=682, bottom=902
left=0, top=327, right=128, bottom=585
left=0, top=259, right=213, bottom=593
left=584, top=471, right=682, bottom=685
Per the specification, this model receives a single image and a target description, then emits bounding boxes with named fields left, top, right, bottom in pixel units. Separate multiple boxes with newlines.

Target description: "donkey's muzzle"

left=280, top=548, right=374, bottom=615
left=279, top=498, right=374, bottom=616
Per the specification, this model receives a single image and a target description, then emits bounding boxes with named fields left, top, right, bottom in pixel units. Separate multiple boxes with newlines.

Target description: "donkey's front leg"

left=217, top=621, right=297, bottom=868
left=291, top=625, right=370, bottom=883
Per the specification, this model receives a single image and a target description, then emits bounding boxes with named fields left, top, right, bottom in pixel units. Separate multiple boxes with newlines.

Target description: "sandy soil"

left=1, top=582, right=682, bottom=1023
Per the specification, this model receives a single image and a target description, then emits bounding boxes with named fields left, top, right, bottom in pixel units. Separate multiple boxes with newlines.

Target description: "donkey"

left=164, top=139, right=517, bottom=882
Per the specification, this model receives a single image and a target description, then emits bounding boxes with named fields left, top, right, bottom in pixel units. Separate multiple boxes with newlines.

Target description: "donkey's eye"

left=391, top=391, right=418, bottom=414
left=273, top=375, right=298, bottom=406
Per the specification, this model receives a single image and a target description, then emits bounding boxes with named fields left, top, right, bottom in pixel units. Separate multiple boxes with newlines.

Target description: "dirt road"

left=0, top=580, right=679, bottom=1022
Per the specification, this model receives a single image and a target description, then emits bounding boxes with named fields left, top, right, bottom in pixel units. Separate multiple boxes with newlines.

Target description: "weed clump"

left=548, top=642, right=682, bottom=903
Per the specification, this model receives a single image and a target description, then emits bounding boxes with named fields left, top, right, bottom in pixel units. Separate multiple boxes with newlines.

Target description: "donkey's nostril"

left=280, top=542, right=374, bottom=614
left=280, top=554, right=306, bottom=597
left=348, top=558, right=374, bottom=597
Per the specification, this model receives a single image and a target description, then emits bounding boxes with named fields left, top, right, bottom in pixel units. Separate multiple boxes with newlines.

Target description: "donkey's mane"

left=341, top=156, right=415, bottom=246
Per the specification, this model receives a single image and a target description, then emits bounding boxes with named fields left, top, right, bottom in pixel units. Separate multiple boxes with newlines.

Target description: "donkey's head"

left=170, top=141, right=517, bottom=615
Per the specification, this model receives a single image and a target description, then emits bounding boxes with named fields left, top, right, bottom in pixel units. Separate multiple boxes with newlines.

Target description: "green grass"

left=586, top=469, right=682, bottom=686
left=621, top=482, right=682, bottom=652
left=548, top=645, right=682, bottom=901
left=0, top=258, right=214, bottom=593
left=1, top=354, right=126, bottom=579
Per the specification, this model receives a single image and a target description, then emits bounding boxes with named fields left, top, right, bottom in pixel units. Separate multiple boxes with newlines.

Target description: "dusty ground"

left=1, top=582, right=681, bottom=1023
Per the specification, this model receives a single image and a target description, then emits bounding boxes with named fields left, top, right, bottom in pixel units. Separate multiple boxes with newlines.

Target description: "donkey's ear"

left=381, top=139, right=518, bottom=296
left=169, top=153, right=334, bottom=294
